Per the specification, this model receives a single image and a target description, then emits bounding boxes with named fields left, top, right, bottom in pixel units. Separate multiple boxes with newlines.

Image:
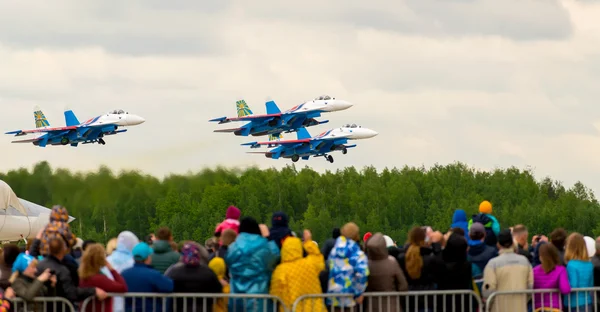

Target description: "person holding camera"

left=9, top=253, right=57, bottom=301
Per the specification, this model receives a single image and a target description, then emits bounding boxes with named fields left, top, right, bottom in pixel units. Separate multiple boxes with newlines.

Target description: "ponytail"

left=405, top=244, right=423, bottom=279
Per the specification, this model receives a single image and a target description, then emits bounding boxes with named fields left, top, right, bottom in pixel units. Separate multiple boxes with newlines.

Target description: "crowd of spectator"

left=1, top=201, right=600, bottom=312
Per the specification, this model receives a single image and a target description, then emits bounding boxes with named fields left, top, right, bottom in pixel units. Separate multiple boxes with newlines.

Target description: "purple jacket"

left=533, top=264, right=571, bottom=309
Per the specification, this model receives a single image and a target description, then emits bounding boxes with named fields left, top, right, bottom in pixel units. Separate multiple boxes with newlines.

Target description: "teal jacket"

left=150, top=240, right=180, bottom=274
left=564, top=260, right=594, bottom=307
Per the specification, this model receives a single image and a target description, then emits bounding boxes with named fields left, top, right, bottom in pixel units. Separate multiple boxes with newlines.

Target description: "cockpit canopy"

left=343, top=123, right=360, bottom=128
left=109, top=109, right=126, bottom=114
left=315, top=95, right=332, bottom=100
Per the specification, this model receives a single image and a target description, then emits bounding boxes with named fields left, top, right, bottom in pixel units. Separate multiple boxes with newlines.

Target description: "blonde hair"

left=405, top=226, right=426, bottom=279
left=565, top=233, right=589, bottom=263
left=106, top=238, right=118, bottom=255
left=9, top=258, right=38, bottom=284
left=79, top=244, right=107, bottom=280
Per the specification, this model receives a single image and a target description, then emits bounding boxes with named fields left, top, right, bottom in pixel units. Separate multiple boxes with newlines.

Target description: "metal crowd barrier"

left=485, top=287, right=600, bottom=312
left=81, top=292, right=289, bottom=312
left=292, top=290, right=483, bottom=312
left=9, top=296, right=76, bottom=312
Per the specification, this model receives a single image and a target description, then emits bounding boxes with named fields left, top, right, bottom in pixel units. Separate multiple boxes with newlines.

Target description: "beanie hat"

left=226, top=206, right=241, bottom=220
left=479, top=200, right=492, bottom=214
left=363, top=232, right=373, bottom=243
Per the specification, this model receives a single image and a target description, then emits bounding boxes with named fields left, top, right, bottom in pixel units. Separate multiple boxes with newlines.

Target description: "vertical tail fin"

left=265, top=100, right=281, bottom=114
left=236, top=99, right=253, bottom=117
left=296, top=128, right=311, bottom=140
left=64, top=109, right=80, bottom=126
left=34, top=106, right=50, bottom=128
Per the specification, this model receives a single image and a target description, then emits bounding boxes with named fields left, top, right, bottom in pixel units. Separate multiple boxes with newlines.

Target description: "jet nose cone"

left=338, top=100, right=353, bottom=110
left=127, top=115, right=145, bottom=125
left=364, top=129, right=378, bottom=138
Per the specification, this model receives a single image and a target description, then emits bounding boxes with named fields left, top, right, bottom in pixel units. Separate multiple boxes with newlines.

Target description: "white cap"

left=383, top=235, right=395, bottom=247
left=584, top=236, right=596, bottom=258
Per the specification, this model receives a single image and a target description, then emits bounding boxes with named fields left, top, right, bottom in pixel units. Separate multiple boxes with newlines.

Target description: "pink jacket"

left=215, top=219, right=240, bottom=236
left=533, top=264, right=571, bottom=309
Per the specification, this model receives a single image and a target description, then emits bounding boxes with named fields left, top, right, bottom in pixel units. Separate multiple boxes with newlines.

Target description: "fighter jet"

left=209, top=95, right=352, bottom=140
left=241, top=123, right=378, bottom=163
left=5, top=107, right=145, bottom=147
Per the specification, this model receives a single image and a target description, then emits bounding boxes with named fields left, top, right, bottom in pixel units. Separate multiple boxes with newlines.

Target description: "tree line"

left=2, top=161, right=599, bottom=245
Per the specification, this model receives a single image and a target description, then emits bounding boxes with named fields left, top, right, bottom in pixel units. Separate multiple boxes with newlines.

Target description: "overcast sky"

left=1, top=0, right=600, bottom=196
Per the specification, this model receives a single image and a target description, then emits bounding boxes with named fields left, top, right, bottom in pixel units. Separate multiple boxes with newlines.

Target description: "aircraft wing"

left=209, top=113, right=282, bottom=124
left=10, top=137, right=41, bottom=143
left=241, top=138, right=311, bottom=148
left=5, top=126, right=78, bottom=136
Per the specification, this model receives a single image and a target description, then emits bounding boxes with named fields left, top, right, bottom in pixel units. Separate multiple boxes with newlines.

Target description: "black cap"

left=497, top=229, right=514, bottom=248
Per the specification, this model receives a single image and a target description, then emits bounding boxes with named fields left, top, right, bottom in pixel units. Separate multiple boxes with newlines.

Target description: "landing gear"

left=60, top=137, right=70, bottom=145
left=342, top=147, right=347, bottom=154
left=98, top=138, right=106, bottom=145
left=325, top=155, right=333, bottom=163
left=291, top=155, right=299, bottom=162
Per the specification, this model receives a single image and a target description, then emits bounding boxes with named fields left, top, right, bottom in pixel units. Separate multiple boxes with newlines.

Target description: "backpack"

left=471, top=214, right=497, bottom=246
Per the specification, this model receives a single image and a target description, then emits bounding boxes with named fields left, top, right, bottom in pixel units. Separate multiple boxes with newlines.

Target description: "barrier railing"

left=292, top=290, right=483, bottom=312
left=485, top=287, right=600, bottom=312
left=80, top=292, right=290, bottom=312
left=9, top=296, right=76, bottom=312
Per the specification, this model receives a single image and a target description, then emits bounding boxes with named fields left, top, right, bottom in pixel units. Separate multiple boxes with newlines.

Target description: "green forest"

left=2, top=161, right=600, bottom=245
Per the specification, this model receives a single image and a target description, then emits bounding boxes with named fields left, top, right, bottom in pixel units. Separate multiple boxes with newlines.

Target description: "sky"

left=1, top=0, right=600, bottom=195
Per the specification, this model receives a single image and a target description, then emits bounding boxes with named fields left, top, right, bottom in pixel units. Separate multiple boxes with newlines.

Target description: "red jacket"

left=79, top=269, right=128, bottom=312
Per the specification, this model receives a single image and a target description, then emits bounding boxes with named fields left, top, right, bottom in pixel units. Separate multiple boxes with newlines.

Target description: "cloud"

left=1, top=0, right=600, bottom=198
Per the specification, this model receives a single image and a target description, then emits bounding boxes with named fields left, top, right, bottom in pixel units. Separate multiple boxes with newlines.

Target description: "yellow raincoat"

left=208, top=257, right=229, bottom=312
left=270, top=237, right=326, bottom=312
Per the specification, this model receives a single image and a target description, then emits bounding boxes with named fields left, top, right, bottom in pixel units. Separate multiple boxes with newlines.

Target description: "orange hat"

left=479, top=200, right=492, bottom=214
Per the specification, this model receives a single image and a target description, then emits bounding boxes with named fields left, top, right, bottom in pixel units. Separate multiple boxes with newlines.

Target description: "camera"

left=49, top=269, right=56, bottom=275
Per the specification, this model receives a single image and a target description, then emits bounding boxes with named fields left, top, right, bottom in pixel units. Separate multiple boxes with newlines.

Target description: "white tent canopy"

left=0, top=179, right=74, bottom=242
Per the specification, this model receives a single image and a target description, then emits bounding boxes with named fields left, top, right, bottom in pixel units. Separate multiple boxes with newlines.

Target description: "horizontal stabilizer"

left=241, top=142, right=257, bottom=146
left=246, top=151, right=268, bottom=154
left=209, top=117, right=229, bottom=124
left=214, top=128, right=241, bottom=133
left=5, top=130, right=25, bottom=136
left=11, top=138, right=39, bottom=143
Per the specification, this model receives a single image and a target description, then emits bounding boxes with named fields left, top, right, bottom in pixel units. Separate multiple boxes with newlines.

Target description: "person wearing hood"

left=466, top=222, right=497, bottom=295
left=437, top=233, right=477, bottom=312
left=106, top=231, right=139, bottom=312
left=451, top=209, right=469, bottom=237
left=166, top=242, right=222, bottom=312
left=270, top=230, right=326, bottom=312
left=364, top=233, right=407, bottom=312
left=150, top=227, right=180, bottom=274
left=326, top=222, right=369, bottom=309
left=268, top=211, right=293, bottom=250
left=226, top=216, right=280, bottom=312
left=468, top=201, right=501, bottom=247
left=215, top=206, right=241, bottom=237
left=319, top=228, right=340, bottom=293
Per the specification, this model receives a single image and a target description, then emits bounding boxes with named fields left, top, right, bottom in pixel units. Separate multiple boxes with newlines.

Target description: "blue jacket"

left=564, top=260, right=594, bottom=307
left=121, top=263, right=174, bottom=312
left=451, top=209, right=469, bottom=235
left=327, top=236, right=369, bottom=307
left=225, top=232, right=280, bottom=312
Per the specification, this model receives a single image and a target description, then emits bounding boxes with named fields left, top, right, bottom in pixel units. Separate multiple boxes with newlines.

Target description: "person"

left=226, top=217, right=280, bottom=312
left=532, top=243, right=570, bottom=311
left=467, top=222, right=498, bottom=295
left=208, top=257, right=229, bottom=312
left=268, top=212, right=293, bottom=250
left=121, top=242, right=174, bottom=312
left=270, top=230, right=326, bottom=312
left=468, top=200, right=500, bottom=247
left=39, top=206, right=77, bottom=257
left=550, top=228, right=567, bottom=265
left=9, top=253, right=57, bottom=305
left=78, top=244, right=128, bottom=312
left=319, top=228, right=340, bottom=293
left=327, top=222, right=369, bottom=309
left=397, top=226, right=444, bottom=311
left=364, top=233, right=407, bottom=312
left=563, top=233, right=593, bottom=311
left=512, top=225, right=533, bottom=263
left=482, top=229, right=533, bottom=312
left=0, top=244, right=19, bottom=290
left=166, top=242, right=222, bottom=312
left=36, top=237, right=105, bottom=308
left=214, top=206, right=241, bottom=237
left=105, top=238, right=118, bottom=256
left=151, top=227, right=181, bottom=274
left=106, top=231, right=139, bottom=312
left=437, top=233, right=477, bottom=311
left=451, top=209, right=469, bottom=236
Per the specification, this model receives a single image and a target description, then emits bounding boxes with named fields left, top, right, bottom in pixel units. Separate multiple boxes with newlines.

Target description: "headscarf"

left=107, top=231, right=139, bottom=273
left=239, top=217, right=261, bottom=235
left=182, top=243, right=201, bottom=266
